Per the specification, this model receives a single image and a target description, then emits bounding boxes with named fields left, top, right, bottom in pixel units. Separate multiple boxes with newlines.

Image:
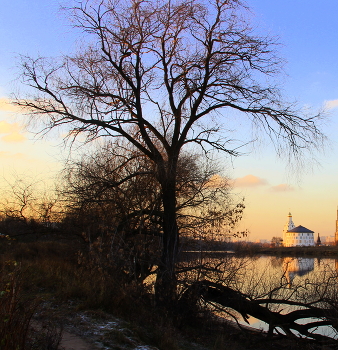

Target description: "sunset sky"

left=1, top=0, right=338, bottom=241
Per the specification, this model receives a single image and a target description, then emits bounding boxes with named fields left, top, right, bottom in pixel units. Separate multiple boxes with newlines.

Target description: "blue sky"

left=233, top=0, right=338, bottom=240
left=0, top=0, right=338, bottom=241
left=250, top=0, right=338, bottom=107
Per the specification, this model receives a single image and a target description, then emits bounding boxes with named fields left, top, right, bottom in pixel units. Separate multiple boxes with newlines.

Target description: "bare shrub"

left=0, top=262, right=38, bottom=350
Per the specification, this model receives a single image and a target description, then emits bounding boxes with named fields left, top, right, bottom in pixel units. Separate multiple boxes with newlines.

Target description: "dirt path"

left=59, top=330, right=96, bottom=350
left=32, top=302, right=162, bottom=350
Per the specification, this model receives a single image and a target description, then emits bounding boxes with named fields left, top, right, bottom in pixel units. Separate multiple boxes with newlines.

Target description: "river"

left=178, top=254, right=338, bottom=338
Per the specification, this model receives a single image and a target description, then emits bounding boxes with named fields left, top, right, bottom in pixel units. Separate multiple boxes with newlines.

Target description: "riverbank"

left=2, top=240, right=337, bottom=349
left=254, top=245, right=338, bottom=257
left=181, top=245, right=338, bottom=259
left=181, top=238, right=338, bottom=258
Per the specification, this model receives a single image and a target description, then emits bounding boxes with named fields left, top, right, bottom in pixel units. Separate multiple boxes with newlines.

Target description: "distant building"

left=320, top=235, right=335, bottom=245
left=259, top=239, right=269, bottom=244
left=282, top=213, right=315, bottom=247
left=335, top=208, right=338, bottom=245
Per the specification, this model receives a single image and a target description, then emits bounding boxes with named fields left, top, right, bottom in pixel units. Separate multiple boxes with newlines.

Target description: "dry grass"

left=0, top=240, right=144, bottom=312
left=0, top=260, right=63, bottom=350
left=0, top=240, right=182, bottom=349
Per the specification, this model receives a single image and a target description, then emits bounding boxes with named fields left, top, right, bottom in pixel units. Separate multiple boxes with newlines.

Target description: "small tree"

left=271, top=236, right=283, bottom=247
left=0, top=177, right=61, bottom=238
left=17, top=0, right=324, bottom=307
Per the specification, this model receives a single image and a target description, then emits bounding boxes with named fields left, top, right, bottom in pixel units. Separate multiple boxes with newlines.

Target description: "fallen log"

left=179, top=280, right=338, bottom=342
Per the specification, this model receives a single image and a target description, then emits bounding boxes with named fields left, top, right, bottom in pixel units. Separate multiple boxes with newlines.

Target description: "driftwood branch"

left=179, top=280, right=338, bottom=342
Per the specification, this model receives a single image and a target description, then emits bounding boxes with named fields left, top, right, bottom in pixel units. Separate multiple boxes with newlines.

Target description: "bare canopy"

left=16, top=0, right=325, bottom=306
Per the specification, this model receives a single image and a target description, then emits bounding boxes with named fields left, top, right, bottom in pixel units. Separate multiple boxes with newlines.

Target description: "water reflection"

left=243, top=256, right=338, bottom=339
left=283, top=257, right=315, bottom=285
left=178, top=254, right=338, bottom=339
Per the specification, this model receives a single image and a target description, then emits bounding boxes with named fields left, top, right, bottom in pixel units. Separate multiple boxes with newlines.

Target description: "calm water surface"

left=224, top=255, right=338, bottom=338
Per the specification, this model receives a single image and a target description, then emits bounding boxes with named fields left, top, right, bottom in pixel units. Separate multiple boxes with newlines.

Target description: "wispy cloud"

left=0, top=151, right=26, bottom=159
left=0, top=121, right=26, bottom=143
left=206, top=174, right=229, bottom=188
left=0, top=98, right=17, bottom=112
left=270, top=183, right=295, bottom=192
left=325, top=99, right=338, bottom=110
left=232, top=174, right=268, bottom=188
left=0, top=121, right=16, bottom=133
left=1, top=132, right=26, bottom=143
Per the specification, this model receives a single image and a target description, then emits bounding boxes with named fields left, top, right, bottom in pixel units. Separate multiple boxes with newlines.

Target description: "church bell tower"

left=283, top=212, right=295, bottom=245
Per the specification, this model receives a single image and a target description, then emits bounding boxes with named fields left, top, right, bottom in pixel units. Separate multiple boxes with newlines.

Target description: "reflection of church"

left=282, top=213, right=315, bottom=247
left=283, top=257, right=314, bottom=285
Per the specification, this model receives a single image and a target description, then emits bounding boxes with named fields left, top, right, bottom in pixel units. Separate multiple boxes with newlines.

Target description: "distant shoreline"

left=182, top=246, right=338, bottom=258
left=255, top=246, right=338, bottom=257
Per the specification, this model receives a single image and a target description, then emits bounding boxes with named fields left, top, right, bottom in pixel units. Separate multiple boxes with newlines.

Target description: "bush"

left=0, top=262, right=37, bottom=349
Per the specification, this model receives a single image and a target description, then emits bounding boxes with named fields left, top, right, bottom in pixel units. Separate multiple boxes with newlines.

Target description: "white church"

left=282, top=213, right=315, bottom=247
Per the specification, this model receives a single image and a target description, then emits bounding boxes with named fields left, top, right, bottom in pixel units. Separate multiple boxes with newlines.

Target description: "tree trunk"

left=154, top=173, right=179, bottom=309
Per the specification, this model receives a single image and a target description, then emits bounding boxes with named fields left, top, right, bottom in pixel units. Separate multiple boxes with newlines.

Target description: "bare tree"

left=1, top=178, right=36, bottom=223
left=61, top=141, right=163, bottom=282
left=0, top=176, right=61, bottom=238
left=271, top=236, right=283, bottom=247
left=16, top=0, right=324, bottom=307
left=61, top=140, right=244, bottom=281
